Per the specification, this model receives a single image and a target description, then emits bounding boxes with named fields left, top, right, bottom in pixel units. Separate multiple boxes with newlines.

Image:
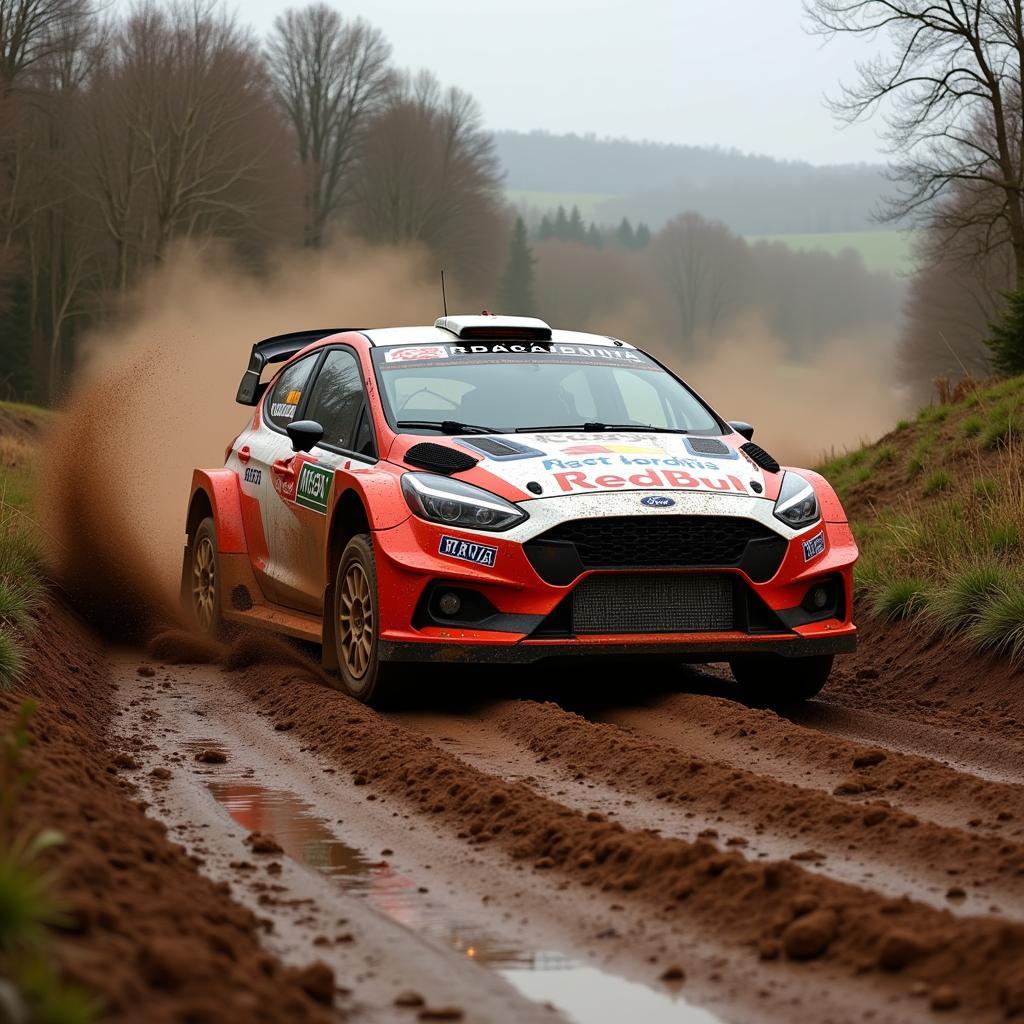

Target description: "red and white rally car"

left=182, top=314, right=857, bottom=705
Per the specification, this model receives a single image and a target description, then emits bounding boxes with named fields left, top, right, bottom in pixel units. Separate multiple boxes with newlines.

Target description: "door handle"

left=237, top=445, right=251, bottom=464
left=272, top=458, right=296, bottom=479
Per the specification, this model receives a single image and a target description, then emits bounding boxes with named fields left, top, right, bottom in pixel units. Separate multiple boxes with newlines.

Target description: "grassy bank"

left=816, top=376, right=1024, bottom=660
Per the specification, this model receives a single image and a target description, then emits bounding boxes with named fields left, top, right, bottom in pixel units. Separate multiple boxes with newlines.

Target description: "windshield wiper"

left=396, top=419, right=498, bottom=435
left=514, top=422, right=690, bottom=434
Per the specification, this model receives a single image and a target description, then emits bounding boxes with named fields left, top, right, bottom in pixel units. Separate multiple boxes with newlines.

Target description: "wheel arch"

left=322, top=487, right=372, bottom=669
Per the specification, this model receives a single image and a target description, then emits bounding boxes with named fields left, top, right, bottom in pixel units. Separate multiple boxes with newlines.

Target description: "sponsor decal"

left=295, top=462, right=332, bottom=514
left=802, top=531, right=826, bottom=562
left=438, top=535, right=498, bottom=567
left=285, top=389, right=302, bottom=404
left=384, top=345, right=450, bottom=363
left=243, top=466, right=262, bottom=486
left=271, top=402, right=297, bottom=420
left=641, top=495, right=675, bottom=508
left=449, top=343, right=643, bottom=362
left=541, top=454, right=724, bottom=472
left=561, top=442, right=663, bottom=456
left=551, top=468, right=749, bottom=494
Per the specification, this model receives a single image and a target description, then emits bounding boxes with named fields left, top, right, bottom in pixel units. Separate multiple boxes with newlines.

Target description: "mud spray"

left=39, top=242, right=905, bottom=634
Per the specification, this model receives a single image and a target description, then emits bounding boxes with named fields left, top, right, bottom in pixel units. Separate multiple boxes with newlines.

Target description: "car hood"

left=389, top=430, right=777, bottom=502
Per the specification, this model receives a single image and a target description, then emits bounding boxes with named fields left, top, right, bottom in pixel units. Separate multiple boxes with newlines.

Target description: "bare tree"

left=114, top=1, right=293, bottom=263
left=267, top=5, right=390, bottom=248
left=807, top=0, right=1024, bottom=280
left=0, top=0, right=92, bottom=92
left=351, top=70, right=505, bottom=289
left=649, top=212, right=750, bottom=351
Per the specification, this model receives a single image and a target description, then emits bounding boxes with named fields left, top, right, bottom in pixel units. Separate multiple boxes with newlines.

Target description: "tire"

left=188, top=517, right=228, bottom=638
left=332, top=533, right=398, bottom=705
left=729, top=653, right=833, bottom=707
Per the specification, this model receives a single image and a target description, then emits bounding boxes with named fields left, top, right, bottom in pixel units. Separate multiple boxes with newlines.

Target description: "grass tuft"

left=926, top=563, right=1008, bottom=637
left=869, top=577, right=931, bottom=622
left=969, top=584, right=1024, bottom=662
left=922, top=469, right=952, bottom=495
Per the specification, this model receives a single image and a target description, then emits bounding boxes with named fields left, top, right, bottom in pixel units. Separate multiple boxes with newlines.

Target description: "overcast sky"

left=240, top=0, right=886, bottom=166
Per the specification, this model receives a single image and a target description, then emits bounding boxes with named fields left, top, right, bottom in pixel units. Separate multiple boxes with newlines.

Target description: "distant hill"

left=495, top=131, right=894, bottom=235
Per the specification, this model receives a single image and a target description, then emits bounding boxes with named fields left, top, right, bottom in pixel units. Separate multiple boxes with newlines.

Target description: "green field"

left=745, top=230, right=919, bottom=275
left=505, top=190, right=614, bottom=218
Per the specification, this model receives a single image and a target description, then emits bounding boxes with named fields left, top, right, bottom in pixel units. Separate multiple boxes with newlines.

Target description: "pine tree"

left=568, top=205, right=586, bottom=243
left=498, top=217, right=537, bottom=315
left=586, top=222, right=603, bottom=248
left=615, top=217, right=635, bottom=248
left=987, top=286, right=1024, bottom=375
left=537, top=214, right=553, bottom=241
left=553, top=205, right=569, bottom=241
left=634, top=223, right=652, bottom=249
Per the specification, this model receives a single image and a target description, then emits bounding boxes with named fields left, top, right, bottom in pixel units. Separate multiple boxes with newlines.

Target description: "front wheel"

left=332, top=534, right=398, bottom=706
left=729, top=653, right=833, bottom=707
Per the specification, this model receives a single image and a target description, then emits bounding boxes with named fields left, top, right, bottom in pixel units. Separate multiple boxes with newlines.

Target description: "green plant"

left=963, top=414, right=983, bottom=438
left=871, top=443, right=896, bottom=469
left=970, top=584, right=1024, bottom=661
left=870, top=577, right=931, bottom=622
left=895, top=419, right=911, bottom=432
left=987, top=286, right=1024, bottom=375
left=922, top=469, right=952, bottom=495
left=926, top=563, right=1009, bottom=636
left=973, top=477, right=999, bottom=501
left=0, top=704, right=98, bottom=1024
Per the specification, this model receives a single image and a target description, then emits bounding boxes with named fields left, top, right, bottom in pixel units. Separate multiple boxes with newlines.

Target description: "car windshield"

left=370, top=341, right=723, bottom=435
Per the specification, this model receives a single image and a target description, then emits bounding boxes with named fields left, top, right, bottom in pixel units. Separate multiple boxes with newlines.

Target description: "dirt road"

left=108, top=634, right=1024, bottom=1024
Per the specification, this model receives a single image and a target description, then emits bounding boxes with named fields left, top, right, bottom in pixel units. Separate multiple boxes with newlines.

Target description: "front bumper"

left=381, top=632, right=856, bottom=665
left=370, top=490, right=858, bottom=662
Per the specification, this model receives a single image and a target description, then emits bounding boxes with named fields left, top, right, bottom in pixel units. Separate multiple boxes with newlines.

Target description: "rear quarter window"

left=266, top=355, right=318, bottom=429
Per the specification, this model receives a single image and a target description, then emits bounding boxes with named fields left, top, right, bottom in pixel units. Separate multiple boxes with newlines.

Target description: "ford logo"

left=641, top=495, right=675, bottom=508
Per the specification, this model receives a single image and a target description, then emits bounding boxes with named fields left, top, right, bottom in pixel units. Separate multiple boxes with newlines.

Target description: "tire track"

left=586, top=692, right=1024, bottom=840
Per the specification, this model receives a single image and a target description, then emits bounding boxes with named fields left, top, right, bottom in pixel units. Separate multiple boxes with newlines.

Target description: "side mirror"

left=728, top=420, right=754, bottom=441
left=286, top=419, right=324, bottom=453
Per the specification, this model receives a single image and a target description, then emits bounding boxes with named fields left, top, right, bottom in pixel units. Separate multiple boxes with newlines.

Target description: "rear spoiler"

left=235, top=329, right=360, bottom=406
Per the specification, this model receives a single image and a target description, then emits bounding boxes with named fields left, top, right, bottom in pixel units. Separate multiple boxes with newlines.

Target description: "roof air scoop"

left=434, top=314, right=552, bottom=341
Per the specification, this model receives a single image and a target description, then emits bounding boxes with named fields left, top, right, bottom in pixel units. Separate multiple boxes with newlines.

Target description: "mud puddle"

left=197, top=749, right=722, bottom=1024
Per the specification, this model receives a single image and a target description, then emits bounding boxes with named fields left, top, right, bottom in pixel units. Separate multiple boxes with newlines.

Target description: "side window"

left=304, top=349, right=366, bottom=451
left=267, top=355, right=318, bottom=429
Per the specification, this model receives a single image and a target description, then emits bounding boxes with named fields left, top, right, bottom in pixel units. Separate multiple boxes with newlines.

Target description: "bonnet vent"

left=404, top=442, right=479, bottom=475
left=740, top=442, right=781, bottom=474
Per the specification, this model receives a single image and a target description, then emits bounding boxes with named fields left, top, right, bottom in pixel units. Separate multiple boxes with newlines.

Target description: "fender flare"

left=186, top=469, right=247, bottom=552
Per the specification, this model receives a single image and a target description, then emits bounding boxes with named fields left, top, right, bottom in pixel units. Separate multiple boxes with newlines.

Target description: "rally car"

left=181, top=314, right=857, bottom=706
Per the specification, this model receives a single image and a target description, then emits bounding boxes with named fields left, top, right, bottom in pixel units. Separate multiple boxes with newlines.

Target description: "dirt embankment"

left=1, top=606, right=338, bottom=1022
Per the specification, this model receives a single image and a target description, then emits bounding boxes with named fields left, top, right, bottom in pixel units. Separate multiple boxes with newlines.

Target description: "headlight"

left=401, top=473, right=527, bottom=532
left=773, top=471, right=820, bottom=528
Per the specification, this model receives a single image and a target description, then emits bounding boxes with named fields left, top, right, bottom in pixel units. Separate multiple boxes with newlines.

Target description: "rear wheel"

left=189, top=517, right=226, bottom=638
left=333, top=534, right=398, bottom=705
left=729, top=653, right=833, bottom=707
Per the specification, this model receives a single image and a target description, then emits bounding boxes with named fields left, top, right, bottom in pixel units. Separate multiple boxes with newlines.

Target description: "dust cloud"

left=39, top=241, right=440, bottom=630
left=595, top=306, right=908, bottom=467
left=40, top=245, right=904, bottom=633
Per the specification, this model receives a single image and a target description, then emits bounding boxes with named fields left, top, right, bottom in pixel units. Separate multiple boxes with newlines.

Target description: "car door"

left=237, top=353, right=321, bottom=608
left=261, top=346, right=377, bottom=613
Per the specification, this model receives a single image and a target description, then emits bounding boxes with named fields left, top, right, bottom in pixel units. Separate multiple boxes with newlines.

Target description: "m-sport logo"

left=641, top=495, right=675, bottom=508
left=295, top=462, right=332, bottom=515
left=439, top=535, right=498, bottom=567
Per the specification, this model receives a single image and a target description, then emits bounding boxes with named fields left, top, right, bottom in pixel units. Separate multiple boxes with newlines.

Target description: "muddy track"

left=108, top=634, right=1024, bottom=1024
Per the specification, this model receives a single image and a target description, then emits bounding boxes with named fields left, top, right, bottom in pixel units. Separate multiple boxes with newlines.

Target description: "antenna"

left=440, top=269, right=448, bottom=317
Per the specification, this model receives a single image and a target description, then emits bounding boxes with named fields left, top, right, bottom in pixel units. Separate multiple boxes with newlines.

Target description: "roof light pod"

left=434, top=315, right=552, bottom=341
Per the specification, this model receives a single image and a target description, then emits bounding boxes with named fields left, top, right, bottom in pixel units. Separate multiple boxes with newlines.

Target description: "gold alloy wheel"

left=339, top=561, right=373, bottom=678
left=192, top=535, right=216, bottom=631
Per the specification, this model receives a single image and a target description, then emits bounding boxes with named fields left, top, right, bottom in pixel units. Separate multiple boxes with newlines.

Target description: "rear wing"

left=235, top=329, right=360, bottom=406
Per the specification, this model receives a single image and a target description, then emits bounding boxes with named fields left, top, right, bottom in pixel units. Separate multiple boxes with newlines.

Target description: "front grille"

left=571, top=573, right=733, bottom=633
left=528, top=516, right=780, bottom=572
